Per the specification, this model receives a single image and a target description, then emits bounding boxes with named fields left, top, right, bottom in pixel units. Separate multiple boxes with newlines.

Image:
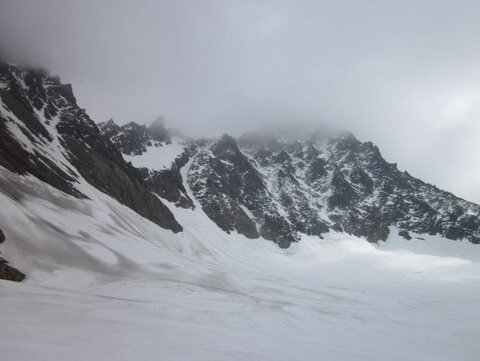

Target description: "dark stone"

left=398, top=230, right=412, bottom=240
left=350, top=168, right=374, bottom=194
left=0, top=258, right=26, bottom=282
left=328, top=169, right=356, bottom=208
left=99, top=117, right=171, bottom=156
left=444, top=226, right=466, bottom=240
left=142, top=167, right=194, bottom=209
left=50, top=83, right=76, bottom=103
left=0, top=229, right=25, bottom=282
left=305, top=158, right=327, bottom=182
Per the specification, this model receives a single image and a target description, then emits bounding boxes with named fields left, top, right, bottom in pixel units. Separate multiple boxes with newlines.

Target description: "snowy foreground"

left=1, top=168, right=480, bottom=361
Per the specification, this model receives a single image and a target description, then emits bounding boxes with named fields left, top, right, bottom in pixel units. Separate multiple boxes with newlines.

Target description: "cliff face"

left=237, top=132, right=480, bottom=246
left=106, top=115, right=480, bottom=248
left=0, top=61, right=181, bottom=233
left=0, top=229, right=25, bottom=282
left=177, top=131, right=479, bottom=247
left=1, top=60, right=479, bottom=250
left=99, top=117, right=171, bottom=156
left=99, top=119, right=197, bottom=209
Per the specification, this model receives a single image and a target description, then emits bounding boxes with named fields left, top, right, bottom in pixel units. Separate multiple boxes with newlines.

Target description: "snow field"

left=0, top=168, right=479, bottom=360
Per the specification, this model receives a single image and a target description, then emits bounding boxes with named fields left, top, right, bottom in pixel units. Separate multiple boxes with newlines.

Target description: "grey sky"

left=1, top=0, right=479, bottom=203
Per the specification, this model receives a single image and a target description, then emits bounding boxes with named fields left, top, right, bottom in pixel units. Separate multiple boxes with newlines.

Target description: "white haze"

left=0, top=0, right=479, bottom=203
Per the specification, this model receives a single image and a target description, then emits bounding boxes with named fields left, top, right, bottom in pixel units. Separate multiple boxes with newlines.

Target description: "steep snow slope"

left=0, top=61, right=181, bottom=233
left=1, top=166, right=480, bottom=361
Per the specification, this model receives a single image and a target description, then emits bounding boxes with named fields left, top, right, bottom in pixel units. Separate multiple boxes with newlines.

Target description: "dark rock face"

left=0, top=260, right=25, bottom=282
left=398, top=230, right=412, bottom=240
left=0, top=60, right=181, bottom=233
left=185, top=130, right=480, bottom=246
left=140, top=167, right=192, bottom=209
left=100, top=118, right=197, bottom=209
left=0, top=229, right=25, bottom=282
left=99, top=116, right=171, bottom=156
left=240, top=132, right=480, bottom=244
left=187, top=135, right=303, bottom=248
left=0, top=63, right=84, bottom=198
left=142, top=143, right=199, bottom=209
left=99, top=118, right=195, bottom=209
left=1, top=60, right=479, bottom=249
left=329, top=169, right=356, bottom=208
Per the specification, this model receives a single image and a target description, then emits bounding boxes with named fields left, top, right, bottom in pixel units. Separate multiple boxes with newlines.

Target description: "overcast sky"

left=0, top=0, right=479, bottom=203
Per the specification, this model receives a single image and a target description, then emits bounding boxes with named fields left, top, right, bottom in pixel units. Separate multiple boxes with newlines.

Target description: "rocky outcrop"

left=99, top=118, right=195, bottom=209
left=2, top=59, right=479, bottom=249
left=0, top=64, right=84, bottom=198
left=187, top=135, right=300, bottom=248
left=183, top=130, right=480, bottom=246
left=0, top=60, right=182, bottom=233
left=138, top=145, right=198, bottom=209
left=0, top=260, right=25, bottom=282
left=99, top=116, right=171, bottom=156
left=103, top=118, right=480, bottom=247
left=239, top=131, right=480, bottom=244
left=0, top=228, right=25, bottom=282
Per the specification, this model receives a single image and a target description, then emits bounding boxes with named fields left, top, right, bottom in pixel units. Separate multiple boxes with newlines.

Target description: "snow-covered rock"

left=1, top=58, right=480, bottom=249
left=181, top=130, right=480, bottom=247
left=1, top=59, right=480, bottom=361
left=0, top=60, right=181, bottom=233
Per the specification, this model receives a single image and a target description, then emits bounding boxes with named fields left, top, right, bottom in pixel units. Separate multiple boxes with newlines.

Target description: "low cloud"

left=1, top=0, right=479, bottom=202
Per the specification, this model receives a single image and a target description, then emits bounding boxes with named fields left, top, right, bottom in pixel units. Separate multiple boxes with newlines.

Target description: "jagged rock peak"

left=0, top=60, right=76, bottom=105
left=98, top=118, right=172, bottom=156
left=2, top=59, right=480, bottom=248
left=186, top=129, right=480, bottom=246
left=0, top=228, right=25, bottom=282
left=210, top=134, right=241, bottom=154
left=0, top=61, right=182, bottom=233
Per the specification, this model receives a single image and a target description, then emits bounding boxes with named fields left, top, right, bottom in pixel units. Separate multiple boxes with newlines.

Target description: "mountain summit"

left=101, top=121, right=480, bottom=248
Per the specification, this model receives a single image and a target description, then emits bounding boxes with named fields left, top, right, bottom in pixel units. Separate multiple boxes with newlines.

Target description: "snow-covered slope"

left=123, top=139, right=185, bottom=170
left=0, top=60, right=182, bottom=233
left=1, top=59, right=480, bottom=360
left=1, top=166, right=480, bottom=361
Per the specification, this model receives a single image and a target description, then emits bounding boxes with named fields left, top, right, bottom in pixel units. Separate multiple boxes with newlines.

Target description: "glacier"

left=1, top=166, right=479, bottom=361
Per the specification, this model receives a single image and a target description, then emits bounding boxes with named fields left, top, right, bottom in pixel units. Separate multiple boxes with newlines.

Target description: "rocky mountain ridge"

left=103, top=116, right=480, bottom=248
left=0, top=60, right=181, bottom=237
left=98, top=116, right=171, bottom=156
left=1, top=60, right=479, bottom=256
